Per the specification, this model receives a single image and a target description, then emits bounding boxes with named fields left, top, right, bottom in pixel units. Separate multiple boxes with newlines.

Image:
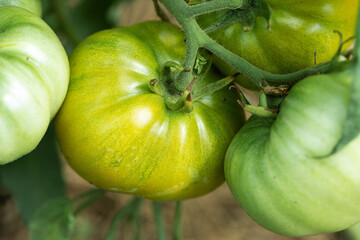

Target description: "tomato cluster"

left=2, top=0, right=360, bottom=237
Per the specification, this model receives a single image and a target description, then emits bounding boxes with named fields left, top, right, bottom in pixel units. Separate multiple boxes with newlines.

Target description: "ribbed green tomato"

left=0, top=5, right=69, bottom=164
left=225, top=70, right=360, bottom=236
left=0, top=0, right=41, bottom=16
left=55, top=21, right=244, bottom=201
left=198, top=0, right=358, bottom=89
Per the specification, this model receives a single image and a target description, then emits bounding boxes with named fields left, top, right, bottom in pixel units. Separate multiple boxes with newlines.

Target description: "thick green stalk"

left=153, top=202, right=167, bottom=240
left=186, top=0, right=243, bottom=18
left=172, top=202, right=183, bottom=240
left=159, top=0, right=345, bottom=90
left=202, top=33, right=339, bottom=86
left=159, top=0, right=243, bottom=91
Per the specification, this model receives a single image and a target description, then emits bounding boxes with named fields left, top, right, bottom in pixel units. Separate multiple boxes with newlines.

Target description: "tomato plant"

left=55, top=21, right=245, bottom=201
left=0, top=3, right=69, bottom=165
left=197, top=0, right=358, bottom=89
left=2, top=0, right=360, bottom=239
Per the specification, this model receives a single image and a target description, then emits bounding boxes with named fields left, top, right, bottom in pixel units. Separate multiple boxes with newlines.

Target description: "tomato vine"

left=157, top=0, right=352, bottom=91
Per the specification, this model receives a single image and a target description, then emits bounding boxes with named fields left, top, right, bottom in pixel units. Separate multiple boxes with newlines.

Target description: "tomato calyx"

left=148, top=61, right=194, bottom=112
left=148, top=52, right=238, bottom=113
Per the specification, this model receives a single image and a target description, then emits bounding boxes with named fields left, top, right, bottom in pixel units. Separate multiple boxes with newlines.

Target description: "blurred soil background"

left=0, top=0, right=339, bottom=239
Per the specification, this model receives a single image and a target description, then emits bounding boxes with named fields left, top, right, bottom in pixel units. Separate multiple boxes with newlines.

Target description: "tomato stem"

left=186, top=0, right=242, bottom=18
left=192, top=73, right=238, bottom=100
left=172, top=201, right=183, bottom=240
left=105, top=197, right=143, bottom=240
left=153, top=202, right=167, bottom=240
left=160, top=0, right=348, bottom=90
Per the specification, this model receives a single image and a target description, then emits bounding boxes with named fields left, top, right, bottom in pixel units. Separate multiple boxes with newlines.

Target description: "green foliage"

left=29, top=198, right=75, bottom=240
left=41, top=0, right=132, bottom=54
left=0, top=125, right=65, bottom=225
left=29, top=189, right=104, bottom=240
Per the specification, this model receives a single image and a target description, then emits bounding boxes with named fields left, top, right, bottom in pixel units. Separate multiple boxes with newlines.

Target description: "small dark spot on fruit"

left=223, top=98, right=226, bottom=102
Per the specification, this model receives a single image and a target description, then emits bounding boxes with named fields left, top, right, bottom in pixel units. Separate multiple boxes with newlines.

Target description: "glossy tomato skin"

left=0, top=0, right=41, bottom=16
left=198, top=0, right=358, bottom=89
left=225, top=71, right=360, bottom=236
left=55, top=21, right=245, bottom=201
left=0, top=6, right=69, bottom=164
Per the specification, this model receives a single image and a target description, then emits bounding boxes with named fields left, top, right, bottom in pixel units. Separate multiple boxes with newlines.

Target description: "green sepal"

left=204, top=0, right=270, bottom=34
left=183, top=94, right=194, bottom=113
left=167, top=88, right=192, bottom=112
left=243, top=104, right=277, bottom=118
left=232, top=85, right=278, bottom=118
left=148, top=61, right=193, bottom=111
left=192, top=73, right=238, bottom=100
left=150, top=52, right=216, bottom=113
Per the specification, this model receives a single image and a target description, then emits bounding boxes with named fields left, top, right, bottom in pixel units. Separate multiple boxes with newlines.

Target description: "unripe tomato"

left=55, top=21, right=245, bottom=201
left=0, top=0, right=41, bottom=16
left=0, top=5, right=69, bottom=164
left=225, top=70, right=360, bottom=236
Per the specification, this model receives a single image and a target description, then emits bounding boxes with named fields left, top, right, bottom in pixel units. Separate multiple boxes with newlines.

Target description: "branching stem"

left=159, top=0, right=345, bottom=90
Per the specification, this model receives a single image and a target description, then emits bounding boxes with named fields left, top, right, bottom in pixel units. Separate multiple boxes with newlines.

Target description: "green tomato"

left=55, top=21, right=244, bottom=201
left=0, top=6, right=69, bottom=164
left=198, top=0, right=358, bottom=89
left=0, top=0, right=41, bottom=16
left=225, top=70, right=360, bottom=236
